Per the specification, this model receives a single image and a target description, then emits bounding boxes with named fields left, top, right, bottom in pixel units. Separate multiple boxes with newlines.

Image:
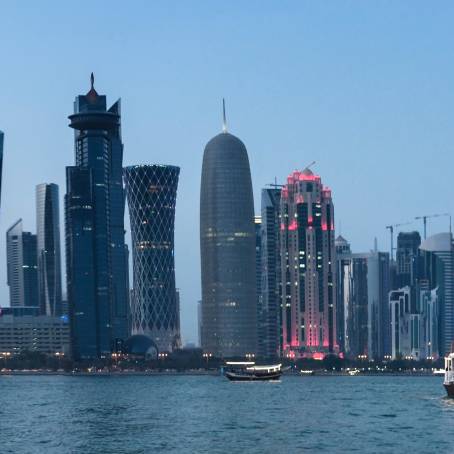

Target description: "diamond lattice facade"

left=124, top=165, right=181, bottom=353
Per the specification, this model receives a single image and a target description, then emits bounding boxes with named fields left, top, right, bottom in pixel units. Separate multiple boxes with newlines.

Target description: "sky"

left=0, top=1, right=454, bottom=344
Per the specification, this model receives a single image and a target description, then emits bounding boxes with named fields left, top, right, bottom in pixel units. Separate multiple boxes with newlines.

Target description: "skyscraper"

left=36, top=183, right=62, bottom=316
left=259, top=187, right=282, bottom=358
left=6, top=220, right=39, bottom=308
left=65, top=74, right=130, bottom=359
left=396, top=231, right=421, bottom=288
left=255, top=216, right=263, bottom=356
left=336, top=237, right=391, bottom=359
left=366, top=249, right=391, bottom=359
left=280, top=168, right=337, bottom=358
left=200, top=103, right=256, bottom=357
left=419, top=232, right=454, bottom=356
left=0, top=130, right=3, bottom=211
left=124, top=165, right=181, bottom=353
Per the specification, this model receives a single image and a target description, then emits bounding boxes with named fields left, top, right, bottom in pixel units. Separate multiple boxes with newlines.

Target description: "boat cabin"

left=444, top=353, right=454, bottom=384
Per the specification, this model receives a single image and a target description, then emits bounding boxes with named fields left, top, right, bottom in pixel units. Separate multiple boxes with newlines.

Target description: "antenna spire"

left=90, top=72, right=95, bottom=90
left=222, top=98, right=227, bottom=133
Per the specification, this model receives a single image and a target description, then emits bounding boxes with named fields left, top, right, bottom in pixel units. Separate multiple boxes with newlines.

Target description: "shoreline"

left=0, top=370, right=443, bottom=377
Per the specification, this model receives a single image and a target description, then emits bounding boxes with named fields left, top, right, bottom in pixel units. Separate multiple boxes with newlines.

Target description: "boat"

left=223, top=361, right=282, bottom=381
left=444, top=353, right=454, bottom=397
left=300, top=369, right=314, bottom=375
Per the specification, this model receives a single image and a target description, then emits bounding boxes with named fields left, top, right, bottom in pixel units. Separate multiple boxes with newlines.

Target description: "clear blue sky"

left=1, top=1, right=453, bottom=344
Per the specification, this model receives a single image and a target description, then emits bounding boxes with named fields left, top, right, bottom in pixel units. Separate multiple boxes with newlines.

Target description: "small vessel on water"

left=444, top=353, right=454, bottom=397
left=223, top=361, right=282, bottom=381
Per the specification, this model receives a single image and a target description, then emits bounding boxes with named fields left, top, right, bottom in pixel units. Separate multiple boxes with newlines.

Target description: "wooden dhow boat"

left=223, top=362, right=282, bottom=381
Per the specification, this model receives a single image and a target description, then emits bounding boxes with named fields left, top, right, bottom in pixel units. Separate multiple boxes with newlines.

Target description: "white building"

left=389, top=286, right=439, bottom=360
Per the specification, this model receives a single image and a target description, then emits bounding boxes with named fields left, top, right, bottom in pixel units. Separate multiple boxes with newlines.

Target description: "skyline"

left=1, top=2, right=454, bottom=343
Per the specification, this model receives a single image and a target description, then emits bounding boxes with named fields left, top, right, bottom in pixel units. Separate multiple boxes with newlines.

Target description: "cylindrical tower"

left=124, top=164, right=180, bottom=353
left=200, top=130, right=256, bottom=358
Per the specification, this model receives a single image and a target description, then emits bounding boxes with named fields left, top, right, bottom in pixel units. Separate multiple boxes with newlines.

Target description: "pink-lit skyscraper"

left=280, top=168, right=337, bottom=358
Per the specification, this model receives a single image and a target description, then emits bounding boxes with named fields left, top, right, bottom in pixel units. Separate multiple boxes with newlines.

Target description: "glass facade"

left=36, top=183, right=62, bottom=316
left=259, top=188, right=282, bottom=358
left=200, top=132, right=256, bottom=358
left=65, top=77, right=129, bottom=359
left=0, top=130, right=3, bottom=211
left=124, top=165, right=180, bottom=353
left=6, top=220, right=39, bottom=308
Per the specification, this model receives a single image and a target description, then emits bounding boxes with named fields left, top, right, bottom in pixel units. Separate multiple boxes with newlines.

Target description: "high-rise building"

left=336, top=237, right=369, bottom=358
left=197, top=300, right=203, bottom=348
left=0, top=130, right=3, bottom=211
left=336, top=239, right=391, bottom=360
left=396, top=231, right=421, bottom=288
left=65, top=75, right=130, bottom=359
left=280, top=168, right=337, bottom=358
left=6, top=220, right=39, bottom=308
left=259, top=187, right=282, bottom=358
left=200, top=104, right=256, bottom=358
left=389, top=285, right=440, bottom=360
left=255, top=216, right=263, bottom=356
left=366, top=249, right=391, bottom=359
left=36, top=183, right=62, bottom=316
left=419, top=233, right=454, bottom=356
left=335, top=235, right=351, bottom=352
left=124, top=165, right=180, bottom=353
left=7, top=220, right=24, bottom=308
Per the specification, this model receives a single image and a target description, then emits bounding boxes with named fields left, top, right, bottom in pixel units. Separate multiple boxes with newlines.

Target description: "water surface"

left=0, top=375, right=450, bottom=453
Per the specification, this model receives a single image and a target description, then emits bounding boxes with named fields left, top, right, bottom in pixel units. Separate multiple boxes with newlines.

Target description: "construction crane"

left=385, top=222, right=412, bottom=261
left=415, top=213, right=451, bottom=239
left=267, top=162, right=316, bottom=189
left=267, top=177, right=284, bottom=189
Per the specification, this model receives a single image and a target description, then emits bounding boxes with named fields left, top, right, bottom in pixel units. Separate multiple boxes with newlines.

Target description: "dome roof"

left=302, top=167, right=313, bottom=176
left=123, top=334, right=158, bottom=357
left=204, top=132, right=246, bottom=152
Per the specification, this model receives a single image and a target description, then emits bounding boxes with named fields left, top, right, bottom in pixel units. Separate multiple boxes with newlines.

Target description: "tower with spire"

left=65, top=74, right=129, bottom=360
left=199, top=100, right=257, bottom=357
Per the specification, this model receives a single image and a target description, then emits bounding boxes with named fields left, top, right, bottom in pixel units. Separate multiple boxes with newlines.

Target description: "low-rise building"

left=0, top=307, right=70, bottom=355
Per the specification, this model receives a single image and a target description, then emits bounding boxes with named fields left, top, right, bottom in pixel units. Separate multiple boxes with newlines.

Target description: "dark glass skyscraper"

left=36, top=183, right=62, bottom=316
left=200, top=112, right=256, bottom=358
left=396, top=231, right=421, bottom=288
left=0, top=130, right=3, bottom=211
left=124, top=165, right=180, bottom=353
left=65, top=75, right=129, bottom=359
left=259, top=187, right=282, bottom=358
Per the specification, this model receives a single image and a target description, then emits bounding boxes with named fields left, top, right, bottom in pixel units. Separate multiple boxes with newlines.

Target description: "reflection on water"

left=0, top=375, right=451, bottom=453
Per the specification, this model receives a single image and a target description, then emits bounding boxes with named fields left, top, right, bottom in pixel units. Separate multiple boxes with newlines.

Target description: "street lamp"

left=202, top=352, right=212, bottom=366
left=1, top=352, right=11, bottom=370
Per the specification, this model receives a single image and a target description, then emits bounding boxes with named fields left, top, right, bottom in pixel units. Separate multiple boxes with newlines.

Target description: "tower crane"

left=303, top=161, right=316, bottom=172
left=385, top=221, right=412, bottom=261
left=415, top=213, right=451, bottom=239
